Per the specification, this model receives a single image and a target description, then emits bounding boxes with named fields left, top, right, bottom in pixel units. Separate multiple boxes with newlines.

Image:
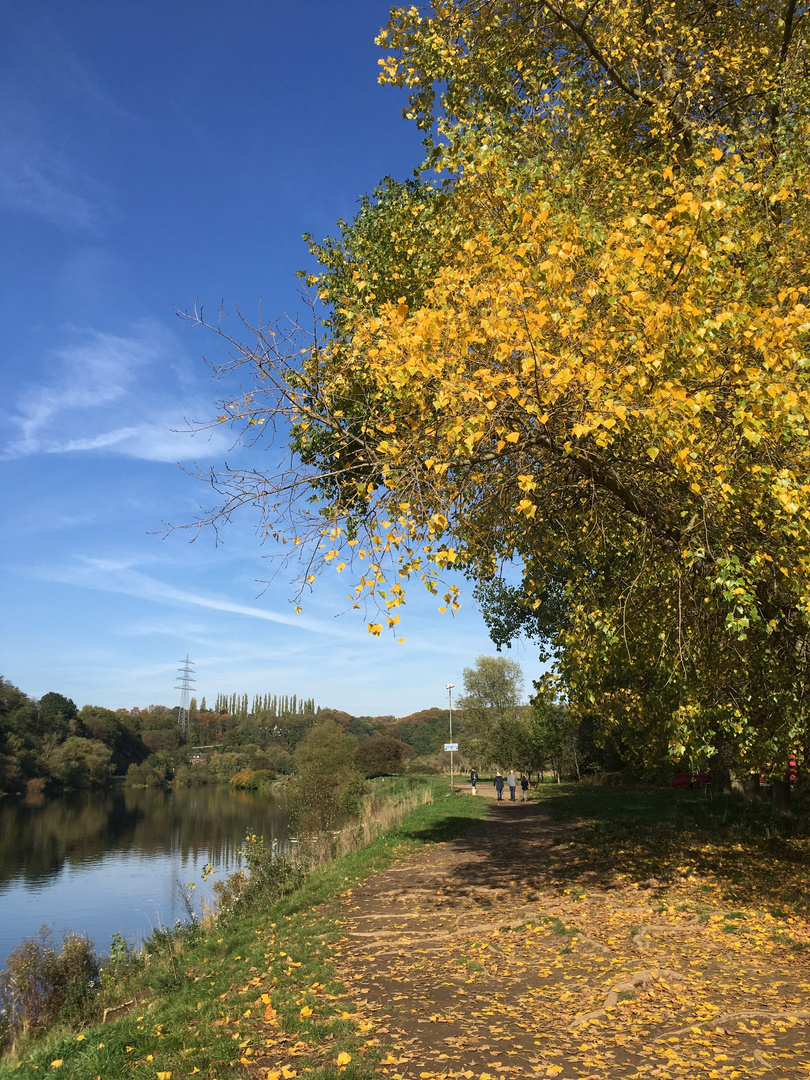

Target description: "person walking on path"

left=521, top=775, right=529, bottom=801
left=470, top=768, right=478, bottom=795
left=494, top=772, right=504, bottom=800
left=507, top=770, right=518, bottom=801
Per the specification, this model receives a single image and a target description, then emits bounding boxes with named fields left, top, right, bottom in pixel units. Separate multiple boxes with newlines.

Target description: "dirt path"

left=331, top=793, right=810, bottom=1079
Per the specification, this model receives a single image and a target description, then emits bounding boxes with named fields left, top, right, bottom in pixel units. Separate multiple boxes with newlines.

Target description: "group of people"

left=469, top=768, right=529, bottom=801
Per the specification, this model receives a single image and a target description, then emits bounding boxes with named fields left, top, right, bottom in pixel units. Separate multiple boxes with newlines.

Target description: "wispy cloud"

left=2, top=320, right=231, bottom=464
left=0, top=134, right=104, bottom=232
left=1, top=507, right=103, bottom=538
left=34, top=556, right=356, bottom=641
left=0, top=14, right=134, bottom=234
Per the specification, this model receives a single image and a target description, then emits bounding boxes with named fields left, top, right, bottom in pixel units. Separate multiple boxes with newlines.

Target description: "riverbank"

left=0, top=776, right=488, bottom=1078
left=4, top=783, right=810, bottom=1079
left=0, top=782, right=290, bottom=967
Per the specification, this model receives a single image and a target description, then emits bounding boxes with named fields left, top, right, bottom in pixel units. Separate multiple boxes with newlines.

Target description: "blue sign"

left=444, top=743, right=459, bottom=752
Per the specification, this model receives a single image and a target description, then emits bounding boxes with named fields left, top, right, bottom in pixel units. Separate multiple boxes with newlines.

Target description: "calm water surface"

left=0, top=785, right=289, bottom=965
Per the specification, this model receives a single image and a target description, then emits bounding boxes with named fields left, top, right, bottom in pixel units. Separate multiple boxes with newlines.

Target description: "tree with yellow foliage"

left=187, top=1, right=810, bottom=799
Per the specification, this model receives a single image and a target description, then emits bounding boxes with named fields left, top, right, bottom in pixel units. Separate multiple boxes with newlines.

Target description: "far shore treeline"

left=0, top=674, right=456, bottom=797
left=2, top=657, right=800, bottom=815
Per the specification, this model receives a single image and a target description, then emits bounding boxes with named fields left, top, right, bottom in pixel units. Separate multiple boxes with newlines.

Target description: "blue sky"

left=1, top=1, right=545, bottom=716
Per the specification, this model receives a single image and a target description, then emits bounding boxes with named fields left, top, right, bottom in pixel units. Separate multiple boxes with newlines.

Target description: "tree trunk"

left=771, top=778, right=792, bottom=819
left=794, top=761, right=810, bottom=833
left=743, top=772, right=761, bottom=803
left=710, top=737, right=734, bottom=796
left=711, top=762, right=732, bottom=796
left=731, top=773, right=761, bottom=801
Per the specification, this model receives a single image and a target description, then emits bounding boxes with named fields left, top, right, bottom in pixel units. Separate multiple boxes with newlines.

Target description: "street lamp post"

left=446, top=683, right=455, bottom=794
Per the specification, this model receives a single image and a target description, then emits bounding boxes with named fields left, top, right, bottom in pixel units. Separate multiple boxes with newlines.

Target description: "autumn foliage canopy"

left=193, top=1, right=810, bottom=774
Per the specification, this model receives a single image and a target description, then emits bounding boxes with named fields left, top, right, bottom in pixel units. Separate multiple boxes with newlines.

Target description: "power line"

left=175, top=655, right=195, bottom=738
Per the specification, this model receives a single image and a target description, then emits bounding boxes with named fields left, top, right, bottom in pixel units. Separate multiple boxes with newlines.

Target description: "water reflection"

left=0, top=786, right=289, bottom=965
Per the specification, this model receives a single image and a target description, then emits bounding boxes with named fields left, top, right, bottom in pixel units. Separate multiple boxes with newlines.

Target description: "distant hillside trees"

left=5, top=668, right=638, bottom=797
left=0, top=678, right=152, bottom=795
left=388, top=709, right=449, bottom=756
left=185, top=690, right=319, bottom=753
left=44, top=737, right=114, bottom=789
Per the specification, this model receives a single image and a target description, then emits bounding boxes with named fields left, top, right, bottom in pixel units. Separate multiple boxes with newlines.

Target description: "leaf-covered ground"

left=251, top=789, right=810, bottom=1080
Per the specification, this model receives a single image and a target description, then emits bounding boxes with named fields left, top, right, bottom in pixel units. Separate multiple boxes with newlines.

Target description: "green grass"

left=0, top=778, right=488, bottom=1080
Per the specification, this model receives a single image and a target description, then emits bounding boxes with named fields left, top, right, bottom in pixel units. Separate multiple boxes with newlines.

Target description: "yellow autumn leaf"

left=337, top=1052, right=352, bottom=1066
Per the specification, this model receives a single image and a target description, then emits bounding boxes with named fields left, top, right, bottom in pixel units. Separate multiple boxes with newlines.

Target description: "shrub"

left=173, top=762, right=214, bottom=786
left=24, top=777, right=46, bottom=801
left=229, top=768, right=274, bottom=790
left=408, top=754, right=443, bottom=775
left=214, top=833, right=306, bottom=917
left=260, top=746, right=294, bottom=776
left=212, top=869, right=250, bottom=913
left=0, top=927, right=99, bottom=1050
left=355, top=735, right=413, bottom=778
left=44, top=737, right=114, bottom=790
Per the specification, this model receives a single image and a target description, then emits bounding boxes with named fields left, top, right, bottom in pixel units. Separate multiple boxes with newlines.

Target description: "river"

left=0, top=784, right=289, bottom=967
